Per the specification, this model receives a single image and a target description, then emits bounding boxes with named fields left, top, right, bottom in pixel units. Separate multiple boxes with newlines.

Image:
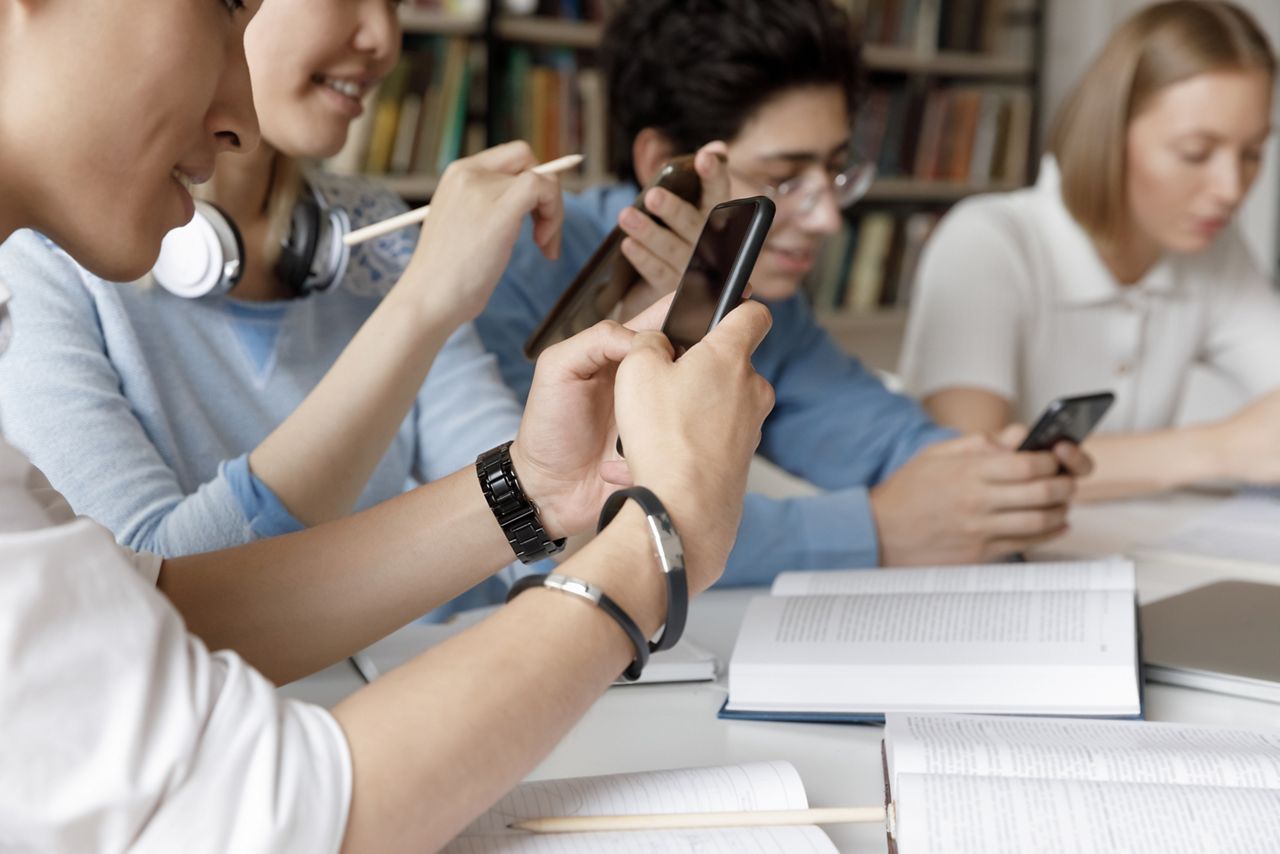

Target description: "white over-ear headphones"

left=152, top=185, right=352, bottom=299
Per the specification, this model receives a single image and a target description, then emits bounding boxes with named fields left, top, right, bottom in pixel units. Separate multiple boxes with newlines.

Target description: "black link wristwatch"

left=476, top=441, right=566, bottom=563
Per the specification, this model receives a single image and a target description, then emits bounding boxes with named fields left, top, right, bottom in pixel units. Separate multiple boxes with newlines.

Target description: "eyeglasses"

left=729, top=157, right=878, bottom=215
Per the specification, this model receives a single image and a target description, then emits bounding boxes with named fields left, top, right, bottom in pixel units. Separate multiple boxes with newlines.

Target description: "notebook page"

left=770, top=559, right=1133, bottom=597
left=1142, top=495, right=1280, bottom=565
left=886, top=714, right=1280, bottom=789
left=443, top=826, right=837, bottom=853
left=893, top=774, right=1280, bottom=854
left=357, top=623, right=715, bottom=686
left=448, top=762, right=814, bottom=850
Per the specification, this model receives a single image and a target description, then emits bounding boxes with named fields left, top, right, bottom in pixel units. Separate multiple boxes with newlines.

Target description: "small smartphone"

left=660, top=196, right=776, bottom=356
left=1017, top=392, right=1116, bottom=452
left=523, top=155, right=705, bottom=360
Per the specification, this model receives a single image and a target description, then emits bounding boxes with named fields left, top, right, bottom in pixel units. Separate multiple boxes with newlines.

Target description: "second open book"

left=722, top=558, right=1142, bottom=721
left=885, top=713, right=1280, bottom=853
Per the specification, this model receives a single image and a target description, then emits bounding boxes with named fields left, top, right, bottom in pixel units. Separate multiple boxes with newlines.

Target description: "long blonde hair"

left=1049, top=0, right=1275, bottom=240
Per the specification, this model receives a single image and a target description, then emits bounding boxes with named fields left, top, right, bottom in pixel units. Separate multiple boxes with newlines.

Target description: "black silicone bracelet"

left=596, top=487, right=688, bottom=653
left=507, top=572, right=650, bottom=681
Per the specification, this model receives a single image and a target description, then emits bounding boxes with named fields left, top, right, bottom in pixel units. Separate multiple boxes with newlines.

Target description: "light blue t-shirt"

left=476, top=185, right=956, bottom=582
left=0, top=171, right=529, bottom=614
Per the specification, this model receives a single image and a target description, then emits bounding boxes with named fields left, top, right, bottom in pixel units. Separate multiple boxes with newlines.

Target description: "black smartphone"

left=660, top=196, right=776, bottom=356
left=616, top=196, right=775, bottom=456
left=523, top=155, right=705, bottom=360
left=1017, top=392, right=1116, bottom=452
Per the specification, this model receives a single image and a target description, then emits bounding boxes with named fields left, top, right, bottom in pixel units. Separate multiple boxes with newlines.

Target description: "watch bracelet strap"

left=596, top=486, right=688, bottom=653
left=507, top=572, right=649, bottom=681
left=476, top=442, right=566, bottom=564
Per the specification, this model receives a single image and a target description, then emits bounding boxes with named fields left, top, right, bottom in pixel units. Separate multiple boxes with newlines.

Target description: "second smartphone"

left=1017, top=391, right=1116, bottom=452
left=523, top=155, right=704, bottom=360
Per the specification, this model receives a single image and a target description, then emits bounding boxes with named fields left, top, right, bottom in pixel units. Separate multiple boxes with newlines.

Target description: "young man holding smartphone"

left=477, top=0, right=1093, bottom=580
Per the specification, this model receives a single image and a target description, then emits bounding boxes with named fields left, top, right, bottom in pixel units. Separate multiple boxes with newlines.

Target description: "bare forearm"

left=249, top=286, right=457, bottom=526
left=335, top=509, right=662, bottom=854
left=922, top=387, right=1011, bottom=434
left=1078, top=424, right=1225, bottom=501
left=158, top=466, right=516, bottom=683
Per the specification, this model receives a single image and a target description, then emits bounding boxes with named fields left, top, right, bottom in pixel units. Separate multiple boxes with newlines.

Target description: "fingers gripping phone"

left=616, top=196, right=776, bottom=456
left=523, top=155, right=704, bottom=360
left=1017, top=392, right=1116, bottom=452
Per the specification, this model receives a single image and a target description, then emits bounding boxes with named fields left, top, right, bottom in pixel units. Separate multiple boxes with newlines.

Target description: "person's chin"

left=749, top=269, right=804, bottom=302
left=75, top=236, right=159, bottom=283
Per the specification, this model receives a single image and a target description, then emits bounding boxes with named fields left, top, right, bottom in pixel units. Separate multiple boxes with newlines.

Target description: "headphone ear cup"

left=275, top=196, right=321, bottom=295
left=152, top=201, right=244, bottom=299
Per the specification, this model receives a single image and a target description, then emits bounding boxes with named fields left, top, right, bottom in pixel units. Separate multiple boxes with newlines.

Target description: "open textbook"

left=722, top=559, right=1142, bottom=721
left=441, top=761, right=840, bottom=853
left=884, top=713, right=1280, bottom=853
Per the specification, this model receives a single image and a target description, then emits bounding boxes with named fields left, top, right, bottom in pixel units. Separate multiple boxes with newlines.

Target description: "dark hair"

left=601, top=0, right=864, bottom=181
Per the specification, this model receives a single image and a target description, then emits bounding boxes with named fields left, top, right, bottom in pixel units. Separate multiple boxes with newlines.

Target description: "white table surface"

left=281, top=493, right=1280, bottom=853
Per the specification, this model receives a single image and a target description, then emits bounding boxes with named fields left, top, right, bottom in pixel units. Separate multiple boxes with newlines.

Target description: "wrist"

left=476, top=441, right=565, bottom=562
left=867, top=485, right=907, bottom=566
left=390, top=265, right=471, bottom=331
left=505, top=439, right=568, bottom=540
left=1188, top=420, right=1236, bottom=484
left=566, top=503, right=667, bottom=639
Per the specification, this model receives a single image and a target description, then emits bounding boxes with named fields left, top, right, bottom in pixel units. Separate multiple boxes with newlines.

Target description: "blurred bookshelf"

left=810, top=0, right=1046, bottom=364
left=328, top=0, right=1046, bottom=369
left=327, top=1, right=615, bottom=197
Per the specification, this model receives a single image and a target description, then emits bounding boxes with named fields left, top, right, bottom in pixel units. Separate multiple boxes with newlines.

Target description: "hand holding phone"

left=1017, top=392, right=1115, bottom=452
left=616, top=196, right=775, bottom=456
left=524, top=155, right=706, bottom=360
left=659, top=196, right=775, bottom=356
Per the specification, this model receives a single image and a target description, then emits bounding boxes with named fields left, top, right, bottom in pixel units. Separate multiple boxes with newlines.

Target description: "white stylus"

left=342, top=153, right=584, bottom=247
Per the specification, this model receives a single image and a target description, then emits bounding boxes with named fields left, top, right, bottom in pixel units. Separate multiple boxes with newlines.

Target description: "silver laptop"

left=1141, top=581, right=1280, bottom=703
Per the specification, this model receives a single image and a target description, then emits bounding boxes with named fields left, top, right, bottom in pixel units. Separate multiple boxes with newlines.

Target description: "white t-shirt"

left=0, top=282, right=352, bottom=852
left=900, top=158, right=1280, bottom=433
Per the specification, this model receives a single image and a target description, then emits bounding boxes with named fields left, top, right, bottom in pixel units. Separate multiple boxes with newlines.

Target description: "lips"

left=312, top=74, right=375, bottom=101
left=765, top=245, right=816, bottom=275
left=169, top=165, right=210, bottom=224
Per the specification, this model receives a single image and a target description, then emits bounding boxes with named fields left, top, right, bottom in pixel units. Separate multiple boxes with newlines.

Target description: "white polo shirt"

left=900, top=158, right=1280, bottom=433
left=0, top=282, right=352, bottom=852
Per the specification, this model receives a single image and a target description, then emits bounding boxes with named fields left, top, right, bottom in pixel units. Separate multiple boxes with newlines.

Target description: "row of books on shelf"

left=807, top=210, right=941, bottom=315
left=843, top=0, right=1018, bottom=54
left=403, top=0, right=608, bottom=20
left=330, top=39, right=604, bottom=182
left=402, top=0, right=481, bottom=14
left=330, top=37, right=482, bottom=177
left=492, top=48, right=607, bottom=168
left=855, top=83, right=1031, bottom=184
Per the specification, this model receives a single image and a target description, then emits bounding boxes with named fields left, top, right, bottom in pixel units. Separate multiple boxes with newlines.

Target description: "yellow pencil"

left=510, top=805, right=886, bottom=833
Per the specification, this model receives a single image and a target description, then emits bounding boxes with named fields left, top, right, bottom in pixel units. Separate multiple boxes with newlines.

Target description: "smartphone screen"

left=662, top=198, right=774, bottom=356
left=1018, top=392, right=1115, bottom=452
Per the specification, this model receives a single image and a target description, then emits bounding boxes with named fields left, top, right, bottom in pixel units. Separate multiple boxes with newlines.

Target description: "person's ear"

left=631, top=128, right=677, bottom=187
